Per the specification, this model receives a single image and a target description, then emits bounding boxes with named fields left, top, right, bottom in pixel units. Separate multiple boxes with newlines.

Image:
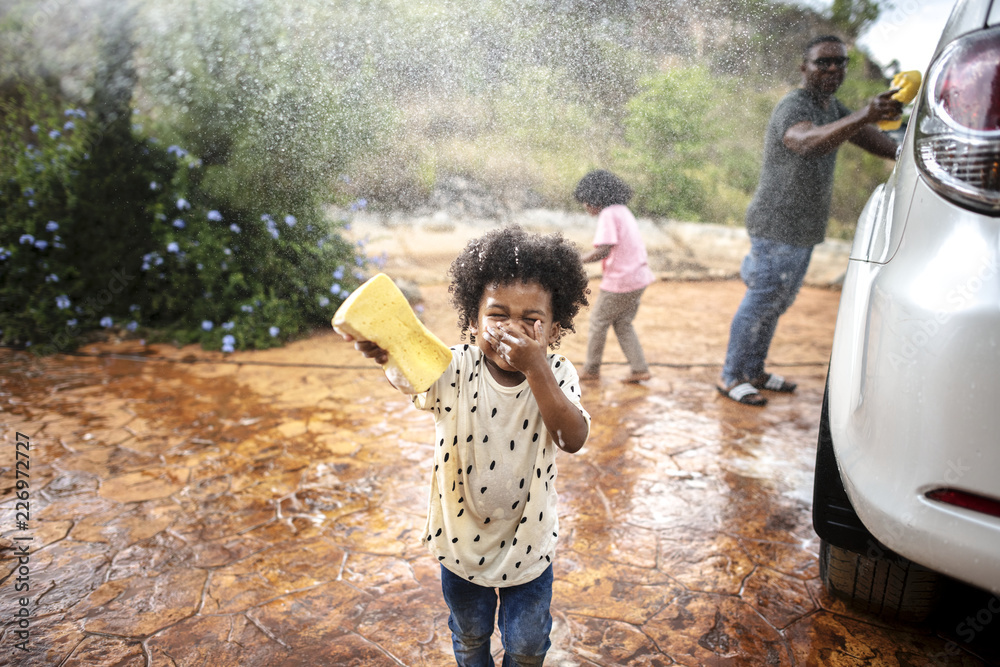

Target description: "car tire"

left=819, top=538, right=942, bottom=623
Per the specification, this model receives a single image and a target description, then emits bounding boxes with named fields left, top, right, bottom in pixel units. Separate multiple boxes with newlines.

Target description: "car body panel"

left=825, top=0, right=1000, bottom=595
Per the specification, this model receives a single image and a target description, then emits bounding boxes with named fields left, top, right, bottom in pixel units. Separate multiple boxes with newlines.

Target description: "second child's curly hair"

left=448, top=225, right=590, bottom=349
left=573, top=169, right=633, bottom=209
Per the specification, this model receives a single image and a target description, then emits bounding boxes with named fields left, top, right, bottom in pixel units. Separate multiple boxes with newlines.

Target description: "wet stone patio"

left=0, top=279, right=997, bottom=666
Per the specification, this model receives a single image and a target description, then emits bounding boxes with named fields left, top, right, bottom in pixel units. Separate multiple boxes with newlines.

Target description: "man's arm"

left=848, top=124, right=899, bottom=159
left=783, top=90, right=902, bottom=158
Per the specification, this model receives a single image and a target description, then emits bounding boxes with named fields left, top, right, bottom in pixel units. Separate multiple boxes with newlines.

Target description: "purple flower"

left=318, top=296, right=330, bottom=307
left=173, top=219, right=185, bottom=229
left=229, top=223, right=240, bottom=234
left=333, top=266, right=345, bottom=280
left=49, top=129, right=61, bottom=139
left=100, top=316, right=113, bottom=328
left=177, top=198, right=191, bottom=210
left=19, top=234, right=35, bottom=245
left=207, top=210, right=223, bottom=222
left=46, top=221, right=59, bottom=232
left=269, top=326, right=280, bottom=337
left=150, top=181, right=159, bottom=190
left=223, top=334, right=236, bottom=346
left=222, top=321, right=235, bottom=330
left=64, top=121, right=75, bottom=131
left=201, top=320, right=214, bottom=331
left=45, top=274, right=58, bottom=283
left=34, top=240, right=48, bottom=250
left=127, top=321, right=138, bottom=332
left=330, top=284, right=342, bottom=295
left=167, top=242, right=179, bottom=253
left=56, top=295, right=71, bottom=310
left=241, top=305, right=254, bottom=313
left=284, top=215, right=296, bottom=227
left=67, top=318, right=78, bottom=327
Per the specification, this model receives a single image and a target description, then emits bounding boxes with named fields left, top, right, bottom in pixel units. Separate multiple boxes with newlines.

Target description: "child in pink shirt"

left=574, top=170, right=655, bottom=383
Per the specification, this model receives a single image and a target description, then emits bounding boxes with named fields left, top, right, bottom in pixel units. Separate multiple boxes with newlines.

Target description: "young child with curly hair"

left=574, top=169, right=655, bottom=384
left=341, top=225, right=591, bottom=666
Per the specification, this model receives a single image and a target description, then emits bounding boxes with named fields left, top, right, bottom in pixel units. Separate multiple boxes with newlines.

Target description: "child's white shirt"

left=412, top=344, right=590, bottom=587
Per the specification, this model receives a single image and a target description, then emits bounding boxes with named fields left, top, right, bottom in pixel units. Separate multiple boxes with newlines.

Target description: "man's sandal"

left=752, top=373, right=797, bottom=393
left=717, top=382, right=768, bottom=407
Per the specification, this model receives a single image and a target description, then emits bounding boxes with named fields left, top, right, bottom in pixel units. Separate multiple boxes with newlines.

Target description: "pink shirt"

left=592, top=205, right=655, bottom=293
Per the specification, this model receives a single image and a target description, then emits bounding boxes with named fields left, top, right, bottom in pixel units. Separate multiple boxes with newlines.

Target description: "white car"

left=812, top=0, right=1000, bottom=621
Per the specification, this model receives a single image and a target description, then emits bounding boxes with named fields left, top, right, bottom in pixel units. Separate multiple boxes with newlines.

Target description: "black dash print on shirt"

left=439, top=555, right=445, bottom=560
left=512, top=537, right=517, bottom=546
left=520, top=517, right=527, bottom=524
left=471, top=405, right=477, bottom=413
left=466, top=434, right=474, bottom=443
left=545, top=555, right=551, bottom=562
left=539, top=512, right=543, bottom=521
left=526, top=545, right=532, bottom=554
left=469, top=372, right=475, bottom=382
left=502, top=573, right=507, bottom=581
left=453, top=436, right=459, bottom=446
left=511, top=500, right=519, bottom=510
left=519, top=478, right=525, bottom=489
left=452, top=537, right=459, bottom=543
left=483, top=435, right=489, bottom=443
left=559, top=380, right=565, bottom=387
left=468, top=575, right=474, bottom=580
left=444, top=453, right=450, bottom=462
left=484, top=517, right=491, bottom=524
left=547, top=464, right=553, bottom=473
left=555, top=360, right=561, bottom=368
left=475, top=535, right=481, bottom=542
left=536, top=468, right=541, bottom=478
left=500, top=540, right=506, bottom=548
left=481, top=487, right=487, bottom=494
left=427, top=534, right=432, bottom=541
left=479, top=557, right=485, bottom=566
left=532, top=433, right=539, bottom=443
left=458, top=496, right=464, bottom=503
left=439, top=438, right=444, bottom=447
left=445, top=407, right=452, bottom=412
left=473, top=391, right=478, bottom=399
left=491, top=408, right=497, bottom=418
left=457, top=508, right=464, bottom=517
left=436, top=528, right=442, bottom=537
left=516, top=391, right=522, bottom=399
left=466, top=465, right=472, bottom=475
left=452, top=481, right=456, bottom=491
left=522, top=419, right=529, bottom=430
left=515, top=562, right=521, bottom=568
left=510, top=440, right=515, bottom=451
left=490, top=460, right=496, bottom=470
left=435, top=464, right=439, bottom=472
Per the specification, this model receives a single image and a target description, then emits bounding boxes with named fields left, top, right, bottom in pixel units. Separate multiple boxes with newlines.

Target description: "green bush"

left=0, top=85, right=366, bottom=354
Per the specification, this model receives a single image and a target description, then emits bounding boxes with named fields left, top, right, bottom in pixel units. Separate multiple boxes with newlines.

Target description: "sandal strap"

left=763, top=374, right=788, bottom=391
left=728, top=382, right=760, bottom=401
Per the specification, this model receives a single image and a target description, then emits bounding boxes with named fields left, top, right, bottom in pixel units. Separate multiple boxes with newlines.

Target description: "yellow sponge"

left=878, top=70, right=922, bottom=131
left=333, top=273, right=452, bottom=393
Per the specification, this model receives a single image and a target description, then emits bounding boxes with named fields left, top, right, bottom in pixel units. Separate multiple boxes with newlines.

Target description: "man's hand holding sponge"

left=878, top=70, right=922, bottom=131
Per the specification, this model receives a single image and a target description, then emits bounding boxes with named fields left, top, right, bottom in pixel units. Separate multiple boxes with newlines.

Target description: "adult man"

left=719, top=35, right=902, bottom=406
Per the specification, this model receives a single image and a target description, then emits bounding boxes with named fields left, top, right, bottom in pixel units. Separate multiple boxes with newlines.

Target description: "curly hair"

left=573, top=169, right=633, bottom=209
left=448, top=225, right=590, bottom=349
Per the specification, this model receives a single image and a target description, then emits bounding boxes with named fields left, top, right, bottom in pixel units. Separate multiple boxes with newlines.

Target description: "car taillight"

left=914, top=26, right=1000, bottom=214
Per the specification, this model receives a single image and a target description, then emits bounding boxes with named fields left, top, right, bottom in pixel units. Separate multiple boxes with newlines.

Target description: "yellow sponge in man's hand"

left=878, top=70, right=922, bottom=130
left=333, top=273, right=452, bottom=393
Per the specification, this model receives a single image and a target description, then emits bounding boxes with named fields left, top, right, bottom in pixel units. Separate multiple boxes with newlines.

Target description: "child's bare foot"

left=580, top=372, right=601, bottom=383
left=622, top=371, right=651, bottom=384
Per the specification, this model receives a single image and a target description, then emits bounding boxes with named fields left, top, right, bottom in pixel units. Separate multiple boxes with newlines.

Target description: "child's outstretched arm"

left=483, top=323, right=589, bottom=453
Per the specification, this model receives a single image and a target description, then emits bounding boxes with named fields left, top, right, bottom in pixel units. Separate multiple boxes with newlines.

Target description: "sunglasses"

left=811, top=56, right=850, bottom=69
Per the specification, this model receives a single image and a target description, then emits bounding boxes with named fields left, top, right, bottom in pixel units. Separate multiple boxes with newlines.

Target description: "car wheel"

left=819, top=538, right=942, bottom=623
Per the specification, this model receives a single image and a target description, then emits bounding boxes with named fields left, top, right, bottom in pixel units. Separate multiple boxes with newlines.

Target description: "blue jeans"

left=722, top=237, right=813, bottom=386
left=440, top=564, right=553, bottom=667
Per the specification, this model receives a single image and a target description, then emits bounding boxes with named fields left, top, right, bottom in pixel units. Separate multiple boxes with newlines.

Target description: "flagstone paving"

left=1, top=279, right=996, bottom=666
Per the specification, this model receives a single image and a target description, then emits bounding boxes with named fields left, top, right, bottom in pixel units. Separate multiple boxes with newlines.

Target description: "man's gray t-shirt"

left=745, top=88, right=851, bottom=247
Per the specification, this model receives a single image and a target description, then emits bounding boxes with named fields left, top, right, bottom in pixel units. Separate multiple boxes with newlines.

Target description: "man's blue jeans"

left=722, top=237, right=813, bottom=386
left=440, top=564, right=553, bottom=667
